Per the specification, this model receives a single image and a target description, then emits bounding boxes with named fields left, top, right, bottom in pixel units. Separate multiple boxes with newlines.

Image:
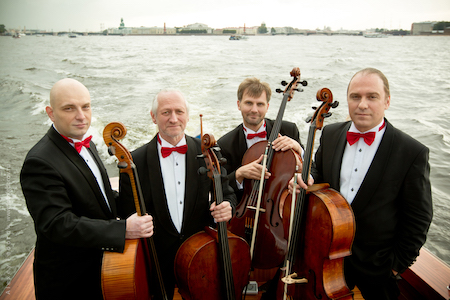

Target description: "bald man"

left=20, top=78, right=153, bottom=300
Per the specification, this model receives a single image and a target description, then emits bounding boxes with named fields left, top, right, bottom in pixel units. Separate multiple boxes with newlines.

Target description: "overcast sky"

left=1, top=0, right=449, bottom=32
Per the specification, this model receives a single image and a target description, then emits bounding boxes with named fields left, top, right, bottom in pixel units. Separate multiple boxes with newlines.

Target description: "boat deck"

left=2, top=236, right=450, bottom=300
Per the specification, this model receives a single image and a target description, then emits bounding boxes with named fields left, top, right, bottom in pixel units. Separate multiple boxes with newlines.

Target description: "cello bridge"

left=247, top=206, right=266, bottom=213
left=281, top=272, right=308, bottom=285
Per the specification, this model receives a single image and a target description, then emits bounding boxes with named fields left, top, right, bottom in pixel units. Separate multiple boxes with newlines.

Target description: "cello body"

left=278, top=184, right=355, bottom=299
left=101, top=122, right=168, bottom=300
left=174, top=126, right=252, bottom=300
left=228, top=141, right=300, bottom=268
left=174, top=227, right=251, bottom=300
left=101, top=239, right=152, bottom=300
left=276, top=88, right=355, bottom=300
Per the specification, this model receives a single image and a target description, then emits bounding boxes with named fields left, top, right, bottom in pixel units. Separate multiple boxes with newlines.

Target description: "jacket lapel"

left=330, top=122, right=351, bottom=188
left=237, top=124, right=248, bottom=156
left=146, top=136, right=179, bottom=235
left=182, top=136, right=201, bottom=231
left=47, top=127, right=114, bottom=218
left=87, top=144, right=117, bottom=217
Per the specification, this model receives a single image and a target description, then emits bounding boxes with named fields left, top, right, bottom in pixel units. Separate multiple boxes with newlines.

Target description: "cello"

left=227, top=68, right=307, bottom=269
left=101, top=122, right=168, bottom=300
left=174, top=116, right=251, bottom=300
left=276, top=88, right=355, bottom=299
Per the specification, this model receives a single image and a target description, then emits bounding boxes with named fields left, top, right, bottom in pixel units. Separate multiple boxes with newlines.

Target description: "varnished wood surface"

left=1, top=176, right=447, bottom=300
left=172, top=287, right=365, bottom=299
left=0, top=248, right=35, bottom=300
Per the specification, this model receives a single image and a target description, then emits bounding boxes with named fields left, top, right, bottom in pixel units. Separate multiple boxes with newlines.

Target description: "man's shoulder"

left=131, top=140, right=153, bottom=160
left=323, top=121, right=350, bottom=132
left=24, top=133, right=55, bottom=160
left=387, top=122, right=428, bottom=151
left=218, top=124, right=243, bottom=144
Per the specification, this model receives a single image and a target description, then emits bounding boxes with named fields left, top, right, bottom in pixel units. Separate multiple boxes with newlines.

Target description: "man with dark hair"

left=218, top=77, right=303, bottom=201
left=291, top=68, right=433, bottom=299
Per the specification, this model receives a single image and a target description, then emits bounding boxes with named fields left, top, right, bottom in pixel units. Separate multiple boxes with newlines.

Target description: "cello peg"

left=331, top=101, right=339, bottom=108
left=276, top=88, right=283, bottom=93
left=281, top=80, right=288, bottom=86
left=300, top=80, right=308, bottom=86
left=294, top=88, right=304, bottom=92
left=198, top=167, right=209, bottom=175
left=219, top=157, right=227, bottom=166
left=322, top=112, right=332, bottom=118
left=118, top=161, right=128, bottom=169
left=107, top=146, right=116, bottom=156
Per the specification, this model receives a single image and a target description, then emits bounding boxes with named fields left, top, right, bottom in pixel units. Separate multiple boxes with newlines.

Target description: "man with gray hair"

left=119, top=89, right=237, bottom=299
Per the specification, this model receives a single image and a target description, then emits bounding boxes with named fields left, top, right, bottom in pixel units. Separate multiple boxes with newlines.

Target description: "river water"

left=1, top=34, right=449, bottom=292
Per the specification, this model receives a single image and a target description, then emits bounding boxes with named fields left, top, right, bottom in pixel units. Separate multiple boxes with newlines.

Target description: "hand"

left=210, top=201, right=233, bottom=223
left=288, top=173, right=314, bottom=193
left=125, top=212, right=154, bottom=239
left=235, top=154, right=271, bottom=183
left=272, top=134, right=303, bottom=155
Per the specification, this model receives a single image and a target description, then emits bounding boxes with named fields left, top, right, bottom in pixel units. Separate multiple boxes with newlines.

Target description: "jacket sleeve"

left=21, top=156, right=127, bottom=252
left=393, top=146, right=433, bottom=273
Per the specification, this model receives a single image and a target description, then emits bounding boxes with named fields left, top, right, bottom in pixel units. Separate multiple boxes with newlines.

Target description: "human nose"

left=168, top=111, right=178, bottom=122
left=75, top=108, right=86, bottom=120
left=357, top=97, right=369, bottom=109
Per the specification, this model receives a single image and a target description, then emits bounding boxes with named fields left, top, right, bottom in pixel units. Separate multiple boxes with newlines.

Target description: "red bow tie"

left=346, top=131, right=375, bottom=146
left=161, top=144, right=188, bottom=158
left=247, top=131, right=267, bottom=140
left=62, top=135, right=92, bottom=153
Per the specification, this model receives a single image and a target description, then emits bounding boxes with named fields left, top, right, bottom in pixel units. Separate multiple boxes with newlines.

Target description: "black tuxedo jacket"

left=311, top=119, right=433, bottom=282
left=20, top=126, right=126, bottom=300
left=119, top=134, right=237, bottom=298
left=217, top=118, right=301, bottom=201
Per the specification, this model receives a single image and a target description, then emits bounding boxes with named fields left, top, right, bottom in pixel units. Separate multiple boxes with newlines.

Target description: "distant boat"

left=229, top=35, right=248, bottom=40
left=68, top=33, right=77, bottom=38
left=364, top=32, right=388, bottom=38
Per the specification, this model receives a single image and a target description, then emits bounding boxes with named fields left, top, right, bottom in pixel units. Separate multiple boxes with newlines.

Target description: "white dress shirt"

left=340, top=120, right=386, bottom=204
left=157, top=135, right=187, bottom=233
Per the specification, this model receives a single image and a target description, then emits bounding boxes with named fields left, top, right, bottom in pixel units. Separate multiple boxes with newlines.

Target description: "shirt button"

left=180, top=201, right=182, bottom=204
left=355, top=168, right=358, bottom=172
left=351, top=188, right=354, bottom=192
left=178, top=181, right=180, bottom=185
left=359, top=149, right=362, bottom=152
left=176, top=162, right=178, bottom=166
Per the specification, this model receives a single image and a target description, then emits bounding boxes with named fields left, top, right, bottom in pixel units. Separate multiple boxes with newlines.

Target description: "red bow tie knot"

left=161, top=145, right=188, bottom=158
left=346, top=131, right=376, bottom=146
left=247, top=131, right=267, bottom=140
left=62, top=135, right=92, bottom=153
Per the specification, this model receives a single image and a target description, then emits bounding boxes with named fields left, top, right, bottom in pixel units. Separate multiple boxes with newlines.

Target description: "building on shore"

left=411, top=22, right=435, bottom=35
